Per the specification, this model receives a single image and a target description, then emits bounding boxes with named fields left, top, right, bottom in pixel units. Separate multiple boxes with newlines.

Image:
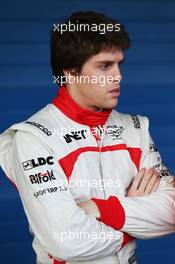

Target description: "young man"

left=0, top=11, right=175, bottom=264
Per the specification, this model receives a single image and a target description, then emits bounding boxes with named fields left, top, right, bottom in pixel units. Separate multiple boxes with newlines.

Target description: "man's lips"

left=108, top=87, right=120, bottom=96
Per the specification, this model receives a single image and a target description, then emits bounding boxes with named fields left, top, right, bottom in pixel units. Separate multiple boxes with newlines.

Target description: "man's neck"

left=65, top=84, right=102, bottom=112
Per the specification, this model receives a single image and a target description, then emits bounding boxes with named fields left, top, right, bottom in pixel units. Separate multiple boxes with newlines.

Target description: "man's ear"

left=63, top=69, right=78, bottom=77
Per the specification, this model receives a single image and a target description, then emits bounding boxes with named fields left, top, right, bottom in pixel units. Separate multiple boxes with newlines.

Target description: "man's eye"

left=100, top=64, right=111, bottom=70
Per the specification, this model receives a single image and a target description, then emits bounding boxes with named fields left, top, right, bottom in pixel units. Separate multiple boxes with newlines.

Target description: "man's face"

left=65, top=48, right=124, bottom=111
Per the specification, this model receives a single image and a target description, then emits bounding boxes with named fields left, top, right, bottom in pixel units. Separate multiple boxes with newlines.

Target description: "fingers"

left=131, top=168, right=146, bottom=190
left=139, top=167, right=158, bottom=194
left=126, top=168, right=146, bottom=197
left=151, top=177, right=161, bottom=192
left=127, top=167, right=161, bottom=197
left=144, top=170, right=160, bottom=194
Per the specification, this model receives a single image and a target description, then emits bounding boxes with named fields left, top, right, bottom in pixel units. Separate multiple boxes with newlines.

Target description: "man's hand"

left=127, top=167, right=160, bottom=197
left=77, top=200, right=100, bottom=218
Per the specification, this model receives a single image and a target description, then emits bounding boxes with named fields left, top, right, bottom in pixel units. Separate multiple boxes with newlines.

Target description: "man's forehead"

left=90, top=48, right=124, bottom=63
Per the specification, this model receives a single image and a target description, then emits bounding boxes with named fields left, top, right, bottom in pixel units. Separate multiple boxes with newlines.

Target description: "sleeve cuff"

left=91, top=196, right=125, bottom=229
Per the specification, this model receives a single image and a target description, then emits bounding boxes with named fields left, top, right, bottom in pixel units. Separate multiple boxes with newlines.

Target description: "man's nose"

left=113, top=64, right=122, bottom=84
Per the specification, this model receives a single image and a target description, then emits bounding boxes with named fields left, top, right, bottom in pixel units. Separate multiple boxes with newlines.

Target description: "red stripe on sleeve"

left=91, top=196, right=125, bottom=229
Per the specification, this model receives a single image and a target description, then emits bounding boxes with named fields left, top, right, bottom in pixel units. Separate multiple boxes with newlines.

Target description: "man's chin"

left=106, top=99, right=118, bottom=109
left=98, top=98, right=118, bottom=111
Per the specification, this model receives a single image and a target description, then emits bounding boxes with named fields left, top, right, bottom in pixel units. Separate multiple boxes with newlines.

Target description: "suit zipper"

left=96, top=125, right=106, bottom=199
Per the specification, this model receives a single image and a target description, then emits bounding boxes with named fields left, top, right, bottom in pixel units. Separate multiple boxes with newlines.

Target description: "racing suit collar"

left=52, top=85, right=112, bottom=126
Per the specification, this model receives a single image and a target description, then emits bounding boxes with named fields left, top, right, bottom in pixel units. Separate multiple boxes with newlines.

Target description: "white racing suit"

left=0, top=85, right=175, bottom=264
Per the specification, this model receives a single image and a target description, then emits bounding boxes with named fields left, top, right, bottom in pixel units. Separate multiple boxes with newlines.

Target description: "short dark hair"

left=50, top=11, right=131, bottom=84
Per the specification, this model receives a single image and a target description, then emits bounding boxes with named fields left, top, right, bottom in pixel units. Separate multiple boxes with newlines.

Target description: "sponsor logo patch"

left=63, top=129, right=87, bottom=143
left=149, top=144, right=158, bottom=153
left=22, top=156, right=54, bottom=171
left=159, top=169, right=171, bottom=178
left=131, top=115, right=141, bottom=129
left=128, top=252, right=136, bottom=264
left=29, top=170, right=56, bottom=184
left=106, top=125, right=125, bottom=139
left=33, top=185, right=67, bottom=199
left=25, top=121, right=52, bottom=136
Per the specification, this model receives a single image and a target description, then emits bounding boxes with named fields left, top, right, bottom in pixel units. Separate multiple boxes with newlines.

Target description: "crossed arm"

left=78, top=167, right=162, bottom=218
left=78, top=166, right=175, bottom=239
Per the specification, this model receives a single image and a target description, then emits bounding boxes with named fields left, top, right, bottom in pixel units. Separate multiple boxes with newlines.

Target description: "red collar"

left=52, top=85, right=112, bottom=126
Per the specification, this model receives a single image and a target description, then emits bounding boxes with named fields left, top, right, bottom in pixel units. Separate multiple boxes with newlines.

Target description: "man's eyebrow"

left=95, top=57, right=125, bottom=65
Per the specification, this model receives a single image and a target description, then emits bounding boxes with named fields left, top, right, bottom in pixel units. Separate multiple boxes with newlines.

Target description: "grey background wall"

left=0, top=0, right=175, bottom=263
